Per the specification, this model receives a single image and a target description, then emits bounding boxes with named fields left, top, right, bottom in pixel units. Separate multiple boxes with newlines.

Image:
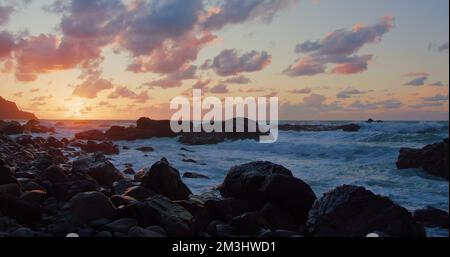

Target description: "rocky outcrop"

left=396, top=138, right=449, bottom=180
left=75, top=130, right=106, bottom=141
left=219, top=161, right=316, bottom=226
left=0, top=121, right=24, bottom=135
left=307, top=185, right=426, bottom=237
left=71, top=154, right=123, bottom=186
left=23, top=120, right=54, bottom=134
left=413, top=206, right=449, bottom=229
left=0, top=97, right=37, bottom=120
left=141, top=158, right=192, bottom=201
left=279, top=123, right=361, bottom=132
left=80, top=141, right=120, bottom=155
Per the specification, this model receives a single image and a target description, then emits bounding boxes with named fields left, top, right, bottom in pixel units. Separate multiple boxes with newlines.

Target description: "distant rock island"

left=0, top=96, right=37, bottom=120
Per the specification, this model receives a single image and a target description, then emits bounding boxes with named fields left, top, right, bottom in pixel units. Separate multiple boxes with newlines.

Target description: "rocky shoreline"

left=0, top=119, right=449, bottom=237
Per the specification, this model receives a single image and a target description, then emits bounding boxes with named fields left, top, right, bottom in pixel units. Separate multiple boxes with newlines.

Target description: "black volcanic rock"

left=279, top=123, right=361, bottom=132
left=72, top=154, right=123, bottom=186
left=307, top=185, right=426, bottom=237
left=80, top=141, right=120, bottom=155
left=413, top=206, right=449, bottom=229
left=219, top=161, right=316, bottom=225
left=141, top=158, right=192, bottom=201
left=219, top=161, right=293, bottom=199
left=396, top=138, right=449, bottom=180
left=0, top=121, right=24, bottom=135
left=23, top=120, right=55, bottom=133
left=0, top=97, right=37, bottom=120
left=75, top=130, right=106, bottom=141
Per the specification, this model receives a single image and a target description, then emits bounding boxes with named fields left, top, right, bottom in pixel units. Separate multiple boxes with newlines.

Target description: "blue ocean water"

left=39, top=120, right=449, bottom=237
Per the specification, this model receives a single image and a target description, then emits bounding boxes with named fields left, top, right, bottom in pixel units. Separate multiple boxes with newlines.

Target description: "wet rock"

left=122, top=186, right=155, bottom=201
left=72, top=154, right=123, bottom=186
left=413, top=206, right=449, bottom=229
left=183, top=172, right=210, bottom=179
left=118, top=195, right=194, bottom=237
left=397, top=138, right=449, bottom=180
left=81, top=141, right=120, bottom=155
left=141, top=158, right=192, bottom=201
left=75, top=130, right=106, bottom=141
left=307, top=185, right=426, bottom=237
left=231, top=211, right=270, bottom=236
left=136, top=147, right=154, bottom=152
left=67, top=191, right=117, bottom=224
left=103, top=218, right=138, bottom=233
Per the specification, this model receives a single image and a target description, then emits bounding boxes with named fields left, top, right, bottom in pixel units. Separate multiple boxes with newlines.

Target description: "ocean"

left=32, top=120, right=450, bottom=237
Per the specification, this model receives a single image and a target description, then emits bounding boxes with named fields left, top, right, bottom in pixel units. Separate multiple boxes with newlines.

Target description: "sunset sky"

left=0, top=0, right=448, bottom=120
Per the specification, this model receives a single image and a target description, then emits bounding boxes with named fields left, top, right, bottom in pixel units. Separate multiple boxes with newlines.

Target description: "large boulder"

left=219, top=161, right=293, bottom=199
left=136, top=117, right=177, bottom=138
left=397, top=138, right=449, bottom=180
left=219, top=162, right=316, bottom=225
left=141, top=158, right=192, bottom=201
left=67, top=192, right=117, bottom=224
left=307, top=185, right=426, bottom=237
left=118, top=195, right=195, bottom=236
left=72, top=154, right=123, bottom=186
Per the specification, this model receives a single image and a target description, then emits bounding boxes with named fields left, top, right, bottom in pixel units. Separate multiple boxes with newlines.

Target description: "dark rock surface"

left=307, top=185, right=426, bottom=237
left=141, top=158, right=192, bottom=201
left=72, top=154, right=123, bottom=186
left=413, top=206, right=449, bottom=229
left=397, top=138, right=449, bottom=180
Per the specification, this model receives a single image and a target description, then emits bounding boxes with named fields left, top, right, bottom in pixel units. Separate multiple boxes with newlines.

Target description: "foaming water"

left=41, top=120, right=449, bottom=237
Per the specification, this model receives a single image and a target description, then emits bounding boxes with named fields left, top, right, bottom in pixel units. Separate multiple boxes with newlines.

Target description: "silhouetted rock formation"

left=413, top=206, right=449, bottom=229
left=397, top=138, right=449, bottom=180
left=307, top=185, right=426, bottom=237
left=279, top=123, right=361, bottom=132
left=0, top=97, right=37, bottom=120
